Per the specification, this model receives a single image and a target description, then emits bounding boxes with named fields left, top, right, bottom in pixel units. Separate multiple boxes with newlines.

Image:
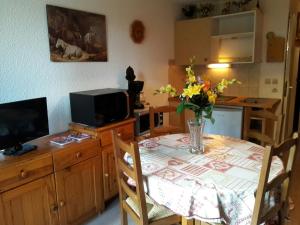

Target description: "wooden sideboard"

left=0, top=118, right=135, bottom=225
left=69, top=118, right=135, bottom=201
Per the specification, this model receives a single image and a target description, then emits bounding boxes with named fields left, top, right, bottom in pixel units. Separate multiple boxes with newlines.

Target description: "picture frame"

left=46, top=5, right=107, bottom=62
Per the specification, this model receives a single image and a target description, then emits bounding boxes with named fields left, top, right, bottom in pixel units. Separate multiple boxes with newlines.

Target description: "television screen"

left=0, top=97, right=49, bottom=150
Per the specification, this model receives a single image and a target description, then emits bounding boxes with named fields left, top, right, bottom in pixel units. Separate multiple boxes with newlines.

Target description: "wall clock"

left=130, top=20, right=145, bottom=44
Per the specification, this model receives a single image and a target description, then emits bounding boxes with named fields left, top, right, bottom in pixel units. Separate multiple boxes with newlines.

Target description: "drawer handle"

left=117, top=133, right=122, bottom=137
left=59, top=201, right=65, bottom=207
left=20, top=170, right=28, bottom=179
left=104, top=173, right=109, bottom=178
left=76, top=152, right=82, bottom=159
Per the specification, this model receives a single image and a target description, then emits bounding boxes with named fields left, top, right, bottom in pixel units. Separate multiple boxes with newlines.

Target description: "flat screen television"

left=0, top=97, right=49, bottom=155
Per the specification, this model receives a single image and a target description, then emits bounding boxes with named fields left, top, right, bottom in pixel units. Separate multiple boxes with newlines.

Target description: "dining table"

left=124, top=133, right=284, bottom=225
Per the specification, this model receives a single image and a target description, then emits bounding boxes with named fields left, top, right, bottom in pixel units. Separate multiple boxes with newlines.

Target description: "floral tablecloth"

left=125, top=134, right=283, bottom=225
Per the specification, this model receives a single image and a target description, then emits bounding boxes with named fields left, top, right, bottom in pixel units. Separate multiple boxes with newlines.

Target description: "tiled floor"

left=84, top=198, right=134, bottom=225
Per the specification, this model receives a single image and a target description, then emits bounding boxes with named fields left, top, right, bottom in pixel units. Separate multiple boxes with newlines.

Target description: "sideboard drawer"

left=99, top=123, right=134, bottom=146
left=53, top=139, right=99, bottom=171
left=0, top=153, right=53, bottom=193
left=117, top=123, right=134, bottom=141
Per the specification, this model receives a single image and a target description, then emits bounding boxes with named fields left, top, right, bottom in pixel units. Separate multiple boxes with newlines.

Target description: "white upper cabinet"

left=175, top=10, right=262, bottom=65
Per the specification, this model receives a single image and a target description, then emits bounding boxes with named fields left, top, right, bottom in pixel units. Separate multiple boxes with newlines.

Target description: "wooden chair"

left=149, top=105, right=185, bottom=138
left=111, top=130, right=181, bottom=225
left=251, top=132, right=298, bottom=225
left=243, top=108, right=282, bottom=146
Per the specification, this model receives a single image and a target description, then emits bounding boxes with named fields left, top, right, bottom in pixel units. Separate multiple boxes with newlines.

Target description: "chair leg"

left=194, top=220, right=201, bottom=225
left=120, top=208, right=128, bottom=225
left=182, top=217, right=194, bottom=225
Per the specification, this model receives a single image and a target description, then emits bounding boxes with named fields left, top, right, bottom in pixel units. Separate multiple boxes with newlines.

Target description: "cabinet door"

left=0, top=198, right=5, bottom=225
left=1, top=175, right=59, bottom=225
left=102, top=145, right=118, bottom=201
left=175, top=17, right=212, bottom=65
left=55, top=157, right=102, bottom=225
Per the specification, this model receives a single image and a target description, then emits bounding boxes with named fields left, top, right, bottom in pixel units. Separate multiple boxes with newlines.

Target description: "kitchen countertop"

left=169, top=96, right=281, bottom=110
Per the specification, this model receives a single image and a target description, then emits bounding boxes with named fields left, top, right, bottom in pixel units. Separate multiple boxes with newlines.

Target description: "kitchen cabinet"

left=175, top=9, right=262, bottom=65
left=0, top=175, right=59, bottom=225
left=175, top=17, right=212, bottom=65
left=210, top=10, right=262, bottom=64
left=55, top=157, right=101, bottom=225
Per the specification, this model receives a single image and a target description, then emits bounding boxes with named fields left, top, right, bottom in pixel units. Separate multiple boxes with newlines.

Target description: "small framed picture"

left=46, top=5, right=107, bottom=62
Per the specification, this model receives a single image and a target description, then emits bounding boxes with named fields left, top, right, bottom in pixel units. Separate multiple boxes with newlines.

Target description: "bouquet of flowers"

left=155, top=60, right=240, bottom=123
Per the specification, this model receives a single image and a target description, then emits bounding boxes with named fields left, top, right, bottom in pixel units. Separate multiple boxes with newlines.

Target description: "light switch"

left=265, top=78, right=271, bottom=84
left=272, top=78, right=278, bottom=84
left=272, top=88, right=278, bottom=93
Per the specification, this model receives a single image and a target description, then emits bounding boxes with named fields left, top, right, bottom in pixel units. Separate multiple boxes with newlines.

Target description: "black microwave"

left=70, top=88, right=130, bottom=127
left=134, top=107, right=163, bottom=136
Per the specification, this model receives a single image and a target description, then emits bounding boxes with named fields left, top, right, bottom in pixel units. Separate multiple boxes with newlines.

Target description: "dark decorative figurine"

left=182, top=5, right=197, bottom=19
left=199, top=3, right=214, bottom=17
left=222, top=0, right=254, bottom=14
left=125, top=66, right=144, bottom=109
left=231, top=0, right=252, bottom=12
left=222, top=1, right=232, bottom=14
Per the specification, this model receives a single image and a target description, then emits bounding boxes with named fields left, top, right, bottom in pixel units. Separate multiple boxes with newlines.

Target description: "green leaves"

left=176, top=101, right=215, bottom=124
left=176, top=102, right=185, bottom=114
left=203, top=105, right=215, bottom=124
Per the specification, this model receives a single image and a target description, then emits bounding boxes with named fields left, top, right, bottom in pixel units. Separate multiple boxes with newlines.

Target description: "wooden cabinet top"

left=0, top=118, right=135, bottom=169
left=0, top=132, right=96, bottom=170
left=69, top=118, right=136, bottom=133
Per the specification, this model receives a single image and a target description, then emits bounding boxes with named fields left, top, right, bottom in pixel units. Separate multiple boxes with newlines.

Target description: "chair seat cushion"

left=126, top=194, right=175, bottom=222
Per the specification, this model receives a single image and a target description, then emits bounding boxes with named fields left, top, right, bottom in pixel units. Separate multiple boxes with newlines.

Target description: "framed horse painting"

left=46, top=5, right=107, bottom=62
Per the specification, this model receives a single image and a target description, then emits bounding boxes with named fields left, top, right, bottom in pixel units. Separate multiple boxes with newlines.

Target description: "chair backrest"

left=112, top=130, right=149, bottom=225
left=244, top=108, right=282, bottom=146
left=251, top=132, right=298, bottom=225
left=149, top=105, right=185, bottom=138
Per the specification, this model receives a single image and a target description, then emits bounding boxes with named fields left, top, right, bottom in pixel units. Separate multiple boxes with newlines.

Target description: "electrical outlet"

left=265, top=78, right=271, bottom=84
left=272, top=78, right=278, bottom=84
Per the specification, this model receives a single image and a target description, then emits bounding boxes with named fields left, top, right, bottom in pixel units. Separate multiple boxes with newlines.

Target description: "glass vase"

left=187, top=117, right=205, bottom=154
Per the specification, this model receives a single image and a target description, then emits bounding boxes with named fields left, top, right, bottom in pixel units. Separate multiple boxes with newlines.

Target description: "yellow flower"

left=206, top=90, right=216, bottom=104
left=182, top=84, right=202, bottom=98
left=165, top=84, right=172, bottom=92
left=187, top=75, right=196, bottom=84
left=209, top=94, right=217, bottom=104
left=157, top=84, right=177, bottom=97
left=185, top=66, right=192, bottom=74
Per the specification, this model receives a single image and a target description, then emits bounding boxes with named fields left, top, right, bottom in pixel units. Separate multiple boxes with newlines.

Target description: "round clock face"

left=130, top=20, right=145, bottom=44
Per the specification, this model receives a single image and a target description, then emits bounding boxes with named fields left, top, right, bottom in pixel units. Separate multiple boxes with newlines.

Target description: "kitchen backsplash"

left=168, top=62, right=260, bottom=97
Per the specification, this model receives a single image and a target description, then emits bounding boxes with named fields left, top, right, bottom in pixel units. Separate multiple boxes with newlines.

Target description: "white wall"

left=0, top=0, right=177, bottom=133
left=258, top=0, right=290, bottom=98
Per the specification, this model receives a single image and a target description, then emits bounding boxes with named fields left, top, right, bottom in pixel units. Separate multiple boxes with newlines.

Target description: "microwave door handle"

left=124, top=91, right=130, bottom=119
